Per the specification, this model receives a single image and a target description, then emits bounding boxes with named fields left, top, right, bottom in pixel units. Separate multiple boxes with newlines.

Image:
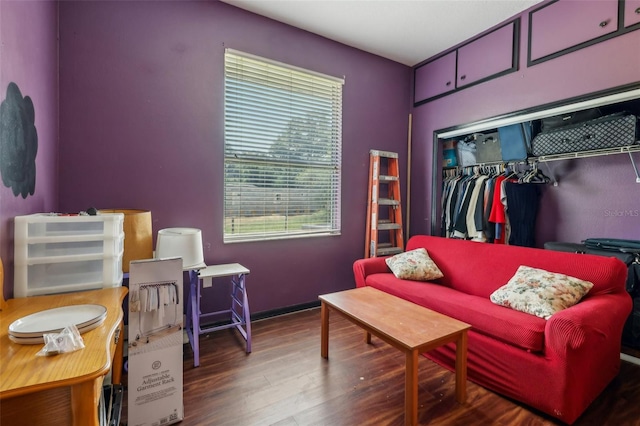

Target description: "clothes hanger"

left=522, top=162, right=551, bottom=184
left=531, top=167, right=551, bottom=184
left=504, top=163, right=519, bottom=180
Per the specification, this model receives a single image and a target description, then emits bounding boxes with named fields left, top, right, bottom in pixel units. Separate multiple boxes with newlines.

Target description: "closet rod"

left=446, top=145, right=640, bottom=183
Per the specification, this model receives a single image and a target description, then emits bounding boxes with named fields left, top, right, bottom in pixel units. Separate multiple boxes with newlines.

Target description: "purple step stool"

left=185, top=263, right=251, bottom=367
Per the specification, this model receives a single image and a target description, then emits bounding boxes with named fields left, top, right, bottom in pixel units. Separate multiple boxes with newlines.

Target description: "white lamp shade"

left=155, top=227, right=205, bottom=270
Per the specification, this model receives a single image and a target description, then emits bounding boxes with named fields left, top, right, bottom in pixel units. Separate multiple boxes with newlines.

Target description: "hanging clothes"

left=482, top=177, right=496, bottom=242
left=466, top=175, right=488, bottom=241
left=488, top=174, right=507, bottom=244
left=504, top=181, right=541, bottom=247
left=441, top=162, right=547, bottom=245
left=452, top=178, right=477, bottom=238
left=442, top=167, right=496, bottom=240
left=441, top=172, right=461, bottom=237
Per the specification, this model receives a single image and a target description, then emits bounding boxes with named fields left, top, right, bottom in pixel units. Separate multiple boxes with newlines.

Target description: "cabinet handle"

left=460, top=75, right=466, bottom=81
left=446, top=81, right=451, bottom=86
left=635, top=7, right=640, bottom=14
left=114, top=327, right=121, bottom=344
left=599, top=20, right=609, bottom=28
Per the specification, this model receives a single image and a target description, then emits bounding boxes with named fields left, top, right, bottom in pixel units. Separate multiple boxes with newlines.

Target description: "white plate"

left=9, top=313, right=107, bottom=339
left=8, top=304, right=107, bottom=338
left=8, top=317, right=106, bottom=345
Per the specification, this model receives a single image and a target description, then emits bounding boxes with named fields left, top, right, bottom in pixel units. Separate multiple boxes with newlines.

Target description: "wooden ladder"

left=365, top=150, right=404, bottom=258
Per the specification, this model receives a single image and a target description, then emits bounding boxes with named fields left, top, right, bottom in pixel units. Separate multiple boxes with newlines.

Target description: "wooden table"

left=320, top=287, right=471, bottom=426
left=0, top=287, right=127, bottom=426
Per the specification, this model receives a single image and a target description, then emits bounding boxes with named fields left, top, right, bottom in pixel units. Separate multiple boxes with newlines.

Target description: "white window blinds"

left=224, top=49, right=344, bottom=242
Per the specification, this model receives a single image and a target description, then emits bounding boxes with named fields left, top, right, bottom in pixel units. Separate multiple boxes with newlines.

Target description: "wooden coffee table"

left=320, top=286, right=471, bottom=426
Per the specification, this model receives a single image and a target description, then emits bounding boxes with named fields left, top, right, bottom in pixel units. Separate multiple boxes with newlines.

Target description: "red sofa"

left=353, top=235, right=632, bottom=424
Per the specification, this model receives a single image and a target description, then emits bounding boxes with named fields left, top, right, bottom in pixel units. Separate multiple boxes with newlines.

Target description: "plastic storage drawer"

left=14, top=213, right=125, bottom=297
left=17, top=213, right=124, bottom=239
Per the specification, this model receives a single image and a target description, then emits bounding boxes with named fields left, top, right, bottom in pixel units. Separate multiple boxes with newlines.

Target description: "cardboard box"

left=128, top=258, right=183, bottom=426
left=100, top=209, right=153, bottom=272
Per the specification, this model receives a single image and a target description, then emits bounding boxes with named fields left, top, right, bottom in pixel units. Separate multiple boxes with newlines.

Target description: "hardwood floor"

left=121, top=308, right=640, bottom=425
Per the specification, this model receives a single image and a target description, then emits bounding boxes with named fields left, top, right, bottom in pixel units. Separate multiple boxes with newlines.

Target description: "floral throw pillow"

left=385, top=248, right=444, bottom=281
left=490, top=265, right=594, bottom=320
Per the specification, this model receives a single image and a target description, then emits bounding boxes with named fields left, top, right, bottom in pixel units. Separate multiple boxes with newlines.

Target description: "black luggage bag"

left=544, top=241, right=640, bottom=349
left=625, top=265, right=640, bottom=349
left=531, top=112, right=638, bottom=156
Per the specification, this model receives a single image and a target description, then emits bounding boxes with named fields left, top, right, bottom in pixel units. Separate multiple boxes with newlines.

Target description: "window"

left=224, top=49, right=344, bottom=243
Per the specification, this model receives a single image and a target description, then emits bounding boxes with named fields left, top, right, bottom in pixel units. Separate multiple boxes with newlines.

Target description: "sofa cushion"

left=385, top=248, right=443, bottom=281
left=490, top=266, right=594, bottom=320
left=365, top=273, right=546, bottom=352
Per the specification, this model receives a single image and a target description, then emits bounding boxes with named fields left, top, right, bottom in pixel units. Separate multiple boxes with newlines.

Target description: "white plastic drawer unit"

left=14, top=213, right=125, bottom=298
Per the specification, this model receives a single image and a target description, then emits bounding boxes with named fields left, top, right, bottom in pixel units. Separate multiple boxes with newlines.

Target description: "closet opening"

left=430, top=82, right=640, bottom=239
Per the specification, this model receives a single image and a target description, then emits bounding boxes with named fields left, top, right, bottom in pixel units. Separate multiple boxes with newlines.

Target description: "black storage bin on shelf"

left=544, top=241, right=640, bottom=349
left=531, top=112, right=638, bottom=156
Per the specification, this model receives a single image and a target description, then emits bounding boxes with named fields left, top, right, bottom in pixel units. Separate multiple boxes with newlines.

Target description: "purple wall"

left=411, top=9, right=640, bottom=245
left=0, top=0, right=59, bottom=299
left=57, top=1, right=411, bottom=313
left=6, top=0, right=633, bottom=308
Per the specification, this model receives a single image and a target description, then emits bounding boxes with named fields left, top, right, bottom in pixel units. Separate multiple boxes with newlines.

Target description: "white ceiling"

left=220, top=0, right=544, bottom=66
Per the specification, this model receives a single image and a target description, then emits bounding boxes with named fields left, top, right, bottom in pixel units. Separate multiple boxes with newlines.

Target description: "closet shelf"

left=449, top=144, right=640, bottom=167
left=533, top=143, right=640, bottom=162
left=535, top=144, right=640, bottom=184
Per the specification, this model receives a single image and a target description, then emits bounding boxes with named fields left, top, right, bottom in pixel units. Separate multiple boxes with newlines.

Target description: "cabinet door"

left=414, top=51, right=456, bottom=103
left=530, top=0, right=618, bottom=62
left=625, top=0, right=640, bottom=28
left=457, top=21, right=516, bottom=88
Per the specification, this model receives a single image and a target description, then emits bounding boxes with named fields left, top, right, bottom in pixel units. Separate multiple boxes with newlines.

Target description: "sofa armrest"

left=545, top=291, right=632, bottom=359
left=353, top=257, right=391, bottom=288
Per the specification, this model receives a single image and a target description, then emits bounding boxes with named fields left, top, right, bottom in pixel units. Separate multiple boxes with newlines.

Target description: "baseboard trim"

left=197, top=301, right=321, bottom=330
left=251, top=301, right=321, bottom=322
left=621, top=353, right=640, bottom=366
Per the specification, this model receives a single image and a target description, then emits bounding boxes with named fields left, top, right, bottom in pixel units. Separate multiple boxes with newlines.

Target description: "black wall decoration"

left=0, top=82, right=38, bottom=198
